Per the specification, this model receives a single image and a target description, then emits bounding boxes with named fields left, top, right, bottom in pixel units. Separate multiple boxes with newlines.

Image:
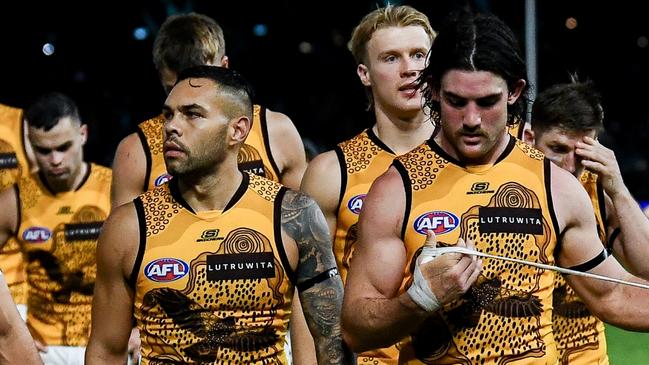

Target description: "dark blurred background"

left=1, top=0, right=648, bottom=201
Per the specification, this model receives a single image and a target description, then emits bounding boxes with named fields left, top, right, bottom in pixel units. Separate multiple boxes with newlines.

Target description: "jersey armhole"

left=13, top=184, right=21, bottom=235
left=259, top=106, right=282, bottom=180
left=129, top=197, right=148, bottom=288
left=274, top=187, right=297, bottom=286
left=392, top=160, right=412, bottom=240
left=136, top=128, right=152, bottom=192
left=333, top=146, right=347, bottom=218
left=545, top=159, right=562, bottom=257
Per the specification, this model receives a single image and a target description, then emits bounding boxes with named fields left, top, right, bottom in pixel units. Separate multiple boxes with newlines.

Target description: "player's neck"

left=176, top=162, right=243, bottom=212
left=373, top=110, right=433, bottom=155
left=435, top=129, right=511, bottom=166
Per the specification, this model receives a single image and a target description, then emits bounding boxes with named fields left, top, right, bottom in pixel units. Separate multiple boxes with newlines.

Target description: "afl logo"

left=22, top=227, right=52, bottom=243
left=144, top=258, right=189, bottom=282
left=413, top=211, right=459, bottom=235
left=347, top=194, right=366, bottom=215
left=154, top=173, right=172, bottom=187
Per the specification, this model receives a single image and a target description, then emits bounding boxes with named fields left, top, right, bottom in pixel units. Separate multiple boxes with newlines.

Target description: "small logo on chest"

left=413, top=211, right=459, bottom=235
left=144, top=258, right=189, bottom=282
left=196, top=229, right=224, bottom=242
left=466, top=182, right=495, bottom=195
left=22, top=227, right=52, bottom=243
left=57, top=206, right=73, bottom=215
left=347, top=194, right=366, bottom=215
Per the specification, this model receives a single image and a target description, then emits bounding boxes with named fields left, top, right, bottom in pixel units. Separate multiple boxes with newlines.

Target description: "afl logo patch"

left=347, top=194, right=366, bottom=215
left=154, top=173, right=172, bottom=187
left=144, top=258, right=189, bottom=282
left=22, top=227, right=52, bottom=243
left=413, top=211, right=459, bottom=235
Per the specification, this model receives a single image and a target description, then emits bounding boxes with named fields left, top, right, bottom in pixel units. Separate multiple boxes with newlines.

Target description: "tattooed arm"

left=281, top=190, right=354, bottom=365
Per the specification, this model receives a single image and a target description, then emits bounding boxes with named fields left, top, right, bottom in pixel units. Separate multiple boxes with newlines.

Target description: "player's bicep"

left=90, top=203, right=139, bottom=353
left=347, top=167, right=407, bottom=299
left=110, top=133, right=146, bottom=209
left=0, top=186, right=18, bottom=248
left=300, top=151, right=341, bottom=238
left=267, top=111, right=307, bottom=190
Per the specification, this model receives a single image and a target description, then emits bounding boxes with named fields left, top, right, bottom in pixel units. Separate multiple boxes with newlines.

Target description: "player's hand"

left=576, top=136, right=626, bottom=197
left=418, top=231, right=482, bottom=305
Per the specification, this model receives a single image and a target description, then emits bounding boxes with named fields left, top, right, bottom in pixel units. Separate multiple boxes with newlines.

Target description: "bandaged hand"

left=407, top=231, right=482, bottom=312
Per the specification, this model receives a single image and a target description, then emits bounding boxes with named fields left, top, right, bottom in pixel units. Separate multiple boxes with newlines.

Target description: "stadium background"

left=0, top=0, right=647, bottom=361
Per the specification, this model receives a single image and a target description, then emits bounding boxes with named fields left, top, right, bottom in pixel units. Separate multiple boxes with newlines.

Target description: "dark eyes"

left=446, top=96, right=500, bottom=108
left=550, top=146, right=569, bottom=153
left=35, top=144, right=70, bottom=154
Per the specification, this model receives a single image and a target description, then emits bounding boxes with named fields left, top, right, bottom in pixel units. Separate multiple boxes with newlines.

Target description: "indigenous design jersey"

left=507, top=117, right=526, bottom=140
left=552, top=170, right=608, bottom=365
left=138, top=104, right=281, bottom=190
left=133, top=173, right=294, bottom=364
left=334, top=129, right=401, bottom=364
left=396, top=137, right=559, bottom=364
left=16, top=163, right=111, bottom=346
left=0, top=103, right=30, bottom=304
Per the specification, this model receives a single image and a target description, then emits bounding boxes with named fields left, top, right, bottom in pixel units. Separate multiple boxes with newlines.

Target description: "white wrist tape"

left=407, top=251, right=441, bottom=312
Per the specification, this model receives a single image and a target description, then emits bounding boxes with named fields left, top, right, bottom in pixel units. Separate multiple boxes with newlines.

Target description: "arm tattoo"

left=281, top=190, right=354, bottom=365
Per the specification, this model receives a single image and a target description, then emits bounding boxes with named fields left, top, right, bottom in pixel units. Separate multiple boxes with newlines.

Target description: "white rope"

left=428, top=246, right=649, bottom=290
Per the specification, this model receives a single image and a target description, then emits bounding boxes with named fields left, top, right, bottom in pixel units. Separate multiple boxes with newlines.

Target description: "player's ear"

left=357, top=64, right=371, bottom=87
left=507, top=79, right=526, bottom=105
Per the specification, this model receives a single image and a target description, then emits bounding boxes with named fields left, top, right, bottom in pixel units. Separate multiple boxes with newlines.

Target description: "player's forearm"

left=85, top=342, right=129, bottom=365
left=341, top=292, right=428, bottom=353
left=610, top=189, right=649, bottom=278
left=590, top=276, right=649, bottom=331
left=301, top=280, right=354, bottom=365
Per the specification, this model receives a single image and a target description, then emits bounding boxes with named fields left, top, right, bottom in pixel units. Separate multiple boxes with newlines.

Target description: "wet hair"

left=531, top=79, right=603, bottom=135
left=420, top=11, right=529, bottom=127
left=24, top=92, right=81, bottom=131
left=349, top=5, right=435, bottom=108
left=153, top=12, right=226, bottom=75
left=176, top=65, right=254, bottom=120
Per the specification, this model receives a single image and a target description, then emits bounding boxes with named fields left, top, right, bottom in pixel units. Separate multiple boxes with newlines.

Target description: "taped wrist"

left=407, top=259, right=440, bottom=312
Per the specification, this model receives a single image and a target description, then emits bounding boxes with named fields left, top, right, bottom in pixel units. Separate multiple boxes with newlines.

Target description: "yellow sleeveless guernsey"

left=16, top=163, right=111, bottom=346
left=138, top=105, right=281, bottom=190
left=335, top=129, right=402, bottom=364
left=396, top=137, right=559, bottom=364
left=552, top=170, right=608, bottom=365
left=133, top=173, right=294, bottom=364
left=507, top=117, right=525, bottom=140
left=0, top=103, right=30, bottom=305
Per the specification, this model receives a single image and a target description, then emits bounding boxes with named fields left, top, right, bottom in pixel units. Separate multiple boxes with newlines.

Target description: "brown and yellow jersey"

left=16, top=163, right=111, bottom=346
left=551, top=170, right=608, bottom=365
left=0, top=103, right=30, bottom=305
left=507, top=116, right=526, bottom=140
left=334, top=129, right=397, bottom=283
left=396, top=137, right=559, bottom=364
left=132, top=173, right=294, bottom=364
left=138, top=105, right=281, bottom=191
left=334, top=129, right=403, bottom=364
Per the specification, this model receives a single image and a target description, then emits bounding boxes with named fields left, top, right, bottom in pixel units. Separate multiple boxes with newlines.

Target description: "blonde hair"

left=153, top=12, right=226, bottom=74
left=349, top=5, right=436, bottom=66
